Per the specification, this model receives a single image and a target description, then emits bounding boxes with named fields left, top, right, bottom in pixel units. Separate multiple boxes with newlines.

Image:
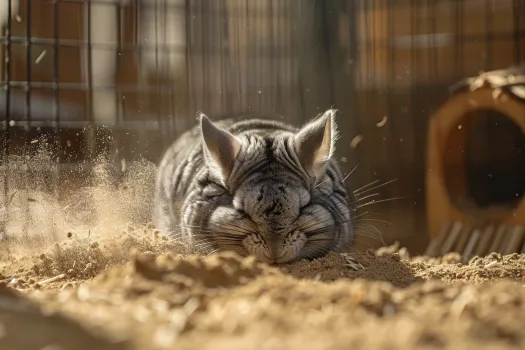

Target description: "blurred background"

left=0, top=0, right=524, bottom=254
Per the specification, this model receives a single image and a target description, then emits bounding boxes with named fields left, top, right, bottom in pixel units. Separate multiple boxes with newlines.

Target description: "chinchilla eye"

left=232, top=197, right=244, bottom=210
left=203, top=184, right=226, bottom=198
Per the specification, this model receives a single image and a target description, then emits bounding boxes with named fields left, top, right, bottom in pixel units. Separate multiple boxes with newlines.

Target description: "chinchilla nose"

left=263, top=234, right=286, bottom=259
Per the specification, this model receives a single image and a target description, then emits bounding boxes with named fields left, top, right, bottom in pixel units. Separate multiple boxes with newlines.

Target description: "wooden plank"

left=440, top=221, right=463, bottom=255
left=352, top=0, right=521, bottom=88
left=501, top=226, right=525, bottom=255
left=473, top=224, right=496, bottom=257
left=461, top=227, right=482, bottom=262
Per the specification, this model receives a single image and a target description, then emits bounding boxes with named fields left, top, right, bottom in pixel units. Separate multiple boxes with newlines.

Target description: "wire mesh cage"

left=0, top=0, right=524, bottom=252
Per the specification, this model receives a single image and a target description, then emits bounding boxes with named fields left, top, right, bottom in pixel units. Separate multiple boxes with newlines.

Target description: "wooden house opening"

left=444, top=109, right=525, bottom=214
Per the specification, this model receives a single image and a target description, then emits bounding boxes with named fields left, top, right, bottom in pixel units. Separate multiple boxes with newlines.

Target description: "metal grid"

left=0, top=0, right=524, bottom=249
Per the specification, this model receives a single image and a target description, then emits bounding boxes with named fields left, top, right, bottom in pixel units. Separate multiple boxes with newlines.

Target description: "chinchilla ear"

left=293, top=109, right=338, bottom=180
left=200, top=113, right=241, bottom=179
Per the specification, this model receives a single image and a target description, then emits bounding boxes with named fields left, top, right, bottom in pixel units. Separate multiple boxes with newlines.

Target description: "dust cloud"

left=0, top=144, right=183, bottom=277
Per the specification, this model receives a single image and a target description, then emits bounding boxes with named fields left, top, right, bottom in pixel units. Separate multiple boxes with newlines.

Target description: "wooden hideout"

left=426, top=67, right=525, bottom=257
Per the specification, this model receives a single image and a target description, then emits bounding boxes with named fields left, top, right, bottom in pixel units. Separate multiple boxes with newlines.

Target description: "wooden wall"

left=328, top=0, right=525, bottom=252
left=350, top=0, right=524, bottom=88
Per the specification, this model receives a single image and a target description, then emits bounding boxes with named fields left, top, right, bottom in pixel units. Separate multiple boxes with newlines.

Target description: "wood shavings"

left=342, top=254, right=365, bottom=271
left=37, top=273, right=66, bottom=286
left=492, top=88, right=503, bottom=101
left=484, top=261, right=498, bottom=268
left=510, top=86, right=525, bottom=99
left=485, top=73, right=508, bottom=86
left=469, top=77, right=487, bottom=91
left=183, top=297, right=200, bottom=315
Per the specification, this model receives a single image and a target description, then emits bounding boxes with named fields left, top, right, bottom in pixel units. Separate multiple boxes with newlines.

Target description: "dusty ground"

left=1, top=155, right=525, bottom=350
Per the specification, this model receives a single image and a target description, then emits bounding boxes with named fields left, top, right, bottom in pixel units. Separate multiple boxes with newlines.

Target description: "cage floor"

left=1, top=235, right=525, bottom=350
left=0, top=156, right=522, bottom=350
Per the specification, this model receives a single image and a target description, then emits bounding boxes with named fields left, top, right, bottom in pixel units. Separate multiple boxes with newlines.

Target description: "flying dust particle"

left=350, top=135, right=363, bottom=149
left=35, top=50, right=47, bottom=64
left=376, top=116, right=388, bottom=127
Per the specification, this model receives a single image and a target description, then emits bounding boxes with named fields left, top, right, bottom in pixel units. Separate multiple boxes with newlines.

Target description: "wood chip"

left=37, top=274, right=66, bottom=286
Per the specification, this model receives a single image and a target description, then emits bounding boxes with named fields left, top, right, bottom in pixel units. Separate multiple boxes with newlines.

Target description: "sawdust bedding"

left=1, top=160, right=525, bottom=350
left=1, top=226, right=525, bottom=350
